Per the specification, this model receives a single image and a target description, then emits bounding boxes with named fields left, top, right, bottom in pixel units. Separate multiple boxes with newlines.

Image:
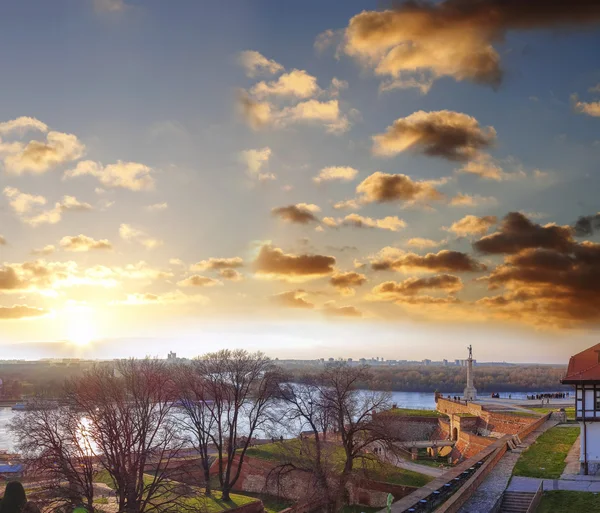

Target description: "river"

left=0, top=390, right=564, bottom=452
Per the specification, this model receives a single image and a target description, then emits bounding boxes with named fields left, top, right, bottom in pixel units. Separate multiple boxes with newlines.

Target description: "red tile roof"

left=562, top=343, right=600, bottom=383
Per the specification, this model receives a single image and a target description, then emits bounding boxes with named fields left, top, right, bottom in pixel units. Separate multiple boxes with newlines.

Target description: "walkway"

left=457, top=420, right=558, bottom=513
left=561, top=434, right=581, bottom=477
left=508, top=475, right=600, bottom=493
left=388, top=454, right=446, bottom=477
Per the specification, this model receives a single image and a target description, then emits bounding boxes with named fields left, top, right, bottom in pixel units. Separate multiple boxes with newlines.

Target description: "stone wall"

left=477, top=412, right=535, bottom=437
left=436, top=398, right=484, bottom=417
left=454, top=430, right=495, bottom=460
left=389, top=413, right=552, bottom=513
left=349, top=479, right=418, bottom=508
left=384, top=416, right=442, bottom=442
left=210, top=454, right=418, bottom=507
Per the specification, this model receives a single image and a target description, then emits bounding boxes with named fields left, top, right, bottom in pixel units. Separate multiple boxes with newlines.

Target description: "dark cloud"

left=254, top=245, right=336, bottom=279
left=573, top=213, right=600, bottom=237
left=356, top=172, right=443, bottom=204
left=329, top=271, right=367, bottom=290
left=219, top=269, right=243, bottom=281
left=177, top=275, right=221, bottom=287
left=478, top=241, right=600, bottom=326
left=371, top=275, right=462, bottom=299
left=473, top=212, right=574, bottom=254
left=0, top=267, right=23, bottom=290
left=271, top=290, right=315, bottom=309
left=326, top=245, right=358, bottom=253
left=344, top=0, right=600, bottom=90
left=372, top=110, right=496, bottom=160
left=0, top=305, right=48, bottom=320
left=271, top=205, right=320, bottom=224
left=372, top=250, right=486, bottom=273
left=192, top=257, right=244, bottom=270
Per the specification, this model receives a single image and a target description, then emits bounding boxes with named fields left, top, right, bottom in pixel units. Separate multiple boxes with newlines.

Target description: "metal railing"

left=526, top=481, right=543, bottom=513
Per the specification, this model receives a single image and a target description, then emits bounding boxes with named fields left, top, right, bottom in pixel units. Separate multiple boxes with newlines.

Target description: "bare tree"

left=197, top=350, right=281, bottom=501
left=319, top=363, right=392, bottom=509
left=269, top=364, right=394, bottom=512
left=10, top=400, right=96, bottom=512
left=274, top=380, right=338, bottom=511
left=66, top=359, right=187, bottom=513
left=172, top=363, right=216, bottom=495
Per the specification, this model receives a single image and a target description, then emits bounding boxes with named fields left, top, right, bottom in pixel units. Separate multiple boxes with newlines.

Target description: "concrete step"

left=500, top=491, right=535, bottom=513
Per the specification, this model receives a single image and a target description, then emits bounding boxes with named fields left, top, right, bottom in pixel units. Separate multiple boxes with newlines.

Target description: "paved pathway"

left=457, top=420, right=558, bottom=513
left=509, top=475, right=600, bottom=492
left=388, top=453, right=446, bottom=477
left=561, top=434, right=581, bottom=477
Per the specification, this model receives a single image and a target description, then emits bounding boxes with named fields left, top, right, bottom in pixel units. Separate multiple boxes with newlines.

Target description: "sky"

left=1, top=0, right=600, bottom=363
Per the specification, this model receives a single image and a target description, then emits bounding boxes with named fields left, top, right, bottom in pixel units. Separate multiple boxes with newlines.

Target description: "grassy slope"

left=93, top=470, right=260, bottom=513
left=530, top=407, right=576, bottom=420
left=246, top=440, right=432, bottom=488
left=538, top=491, right=600, bottom=513
left=513, top=426, right=580, bottom=479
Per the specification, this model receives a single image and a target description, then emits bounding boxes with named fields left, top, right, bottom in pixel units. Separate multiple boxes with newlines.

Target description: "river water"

left=0, top=390, right=563, bottom=452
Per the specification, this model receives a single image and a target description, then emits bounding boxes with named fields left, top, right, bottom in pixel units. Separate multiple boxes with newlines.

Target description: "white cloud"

left=332, top=199, right=361, bottom=210
left=3, top=188, right=91, bottom=226
left=251, top=69, right=320, bottom=99
left=59, top=235, right=113, bottom=252
left=65, top=160, right=154, bottom=191
left=0, top=117, right=48, bottom=135
left=313, top=166, right=358, bottom=184
left=32, top=245, right=56, bottom=256
left=574, top=99, right=600, bottom=117
left=274, top=99, right=351, bottom=134
left=3, top=187, right=46, bottom=214
left=239, top=147, right=275, bottom=181
left=324, top=214, right=406, bottom=232
left=119, top=223, right=163, bottom=249
left=146, top=202, right=168, bottom=211
left=238, top=50, right=284, bottom=77
left=3, top=132, right=85, bottom=174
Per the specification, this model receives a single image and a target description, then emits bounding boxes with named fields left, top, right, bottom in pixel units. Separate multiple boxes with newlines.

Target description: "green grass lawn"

left=187, top=492, right=258, bottom=513
left=246, top=440, right=432, bottom=488
left=385, top=408, right=447, bottom=417
left=530, top=407, right=576, bottom=420
left=513, top=426, right=580, bottom=479
left=93, top=470, right=260, bottom=513
left=538, top=491, right=600, bottom=513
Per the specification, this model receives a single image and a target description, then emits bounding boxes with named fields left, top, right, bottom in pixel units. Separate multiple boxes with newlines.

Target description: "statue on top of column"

left=467, top=345, right=472, bottom=360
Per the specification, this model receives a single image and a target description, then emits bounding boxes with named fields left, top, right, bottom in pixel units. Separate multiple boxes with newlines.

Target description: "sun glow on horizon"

left=65, top=305, right=97, bottom=346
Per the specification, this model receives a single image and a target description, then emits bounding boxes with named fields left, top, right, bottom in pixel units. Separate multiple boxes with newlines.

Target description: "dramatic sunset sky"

left=1, top=0, right=600, bottom=362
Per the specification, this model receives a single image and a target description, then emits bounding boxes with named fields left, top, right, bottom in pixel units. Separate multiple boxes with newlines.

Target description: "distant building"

left=562, top=343, right=600, bottom=475
left=422, top=359, right=431, bottom=365
left=0, top=463, right=23, bottom=479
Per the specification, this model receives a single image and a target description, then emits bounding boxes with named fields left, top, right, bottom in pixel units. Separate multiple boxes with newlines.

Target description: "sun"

left=65, top=306, right=97, bottom=346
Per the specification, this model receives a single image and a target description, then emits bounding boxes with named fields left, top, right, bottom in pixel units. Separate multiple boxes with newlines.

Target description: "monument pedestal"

left=463, top=385, right=477, bottom=401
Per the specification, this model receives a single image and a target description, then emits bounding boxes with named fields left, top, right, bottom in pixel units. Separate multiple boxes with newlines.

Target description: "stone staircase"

left=499, top=491, right=536, bottom=512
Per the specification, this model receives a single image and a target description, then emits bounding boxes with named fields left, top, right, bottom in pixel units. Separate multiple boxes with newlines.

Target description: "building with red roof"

left=562, top=343, right=600, bottom=474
